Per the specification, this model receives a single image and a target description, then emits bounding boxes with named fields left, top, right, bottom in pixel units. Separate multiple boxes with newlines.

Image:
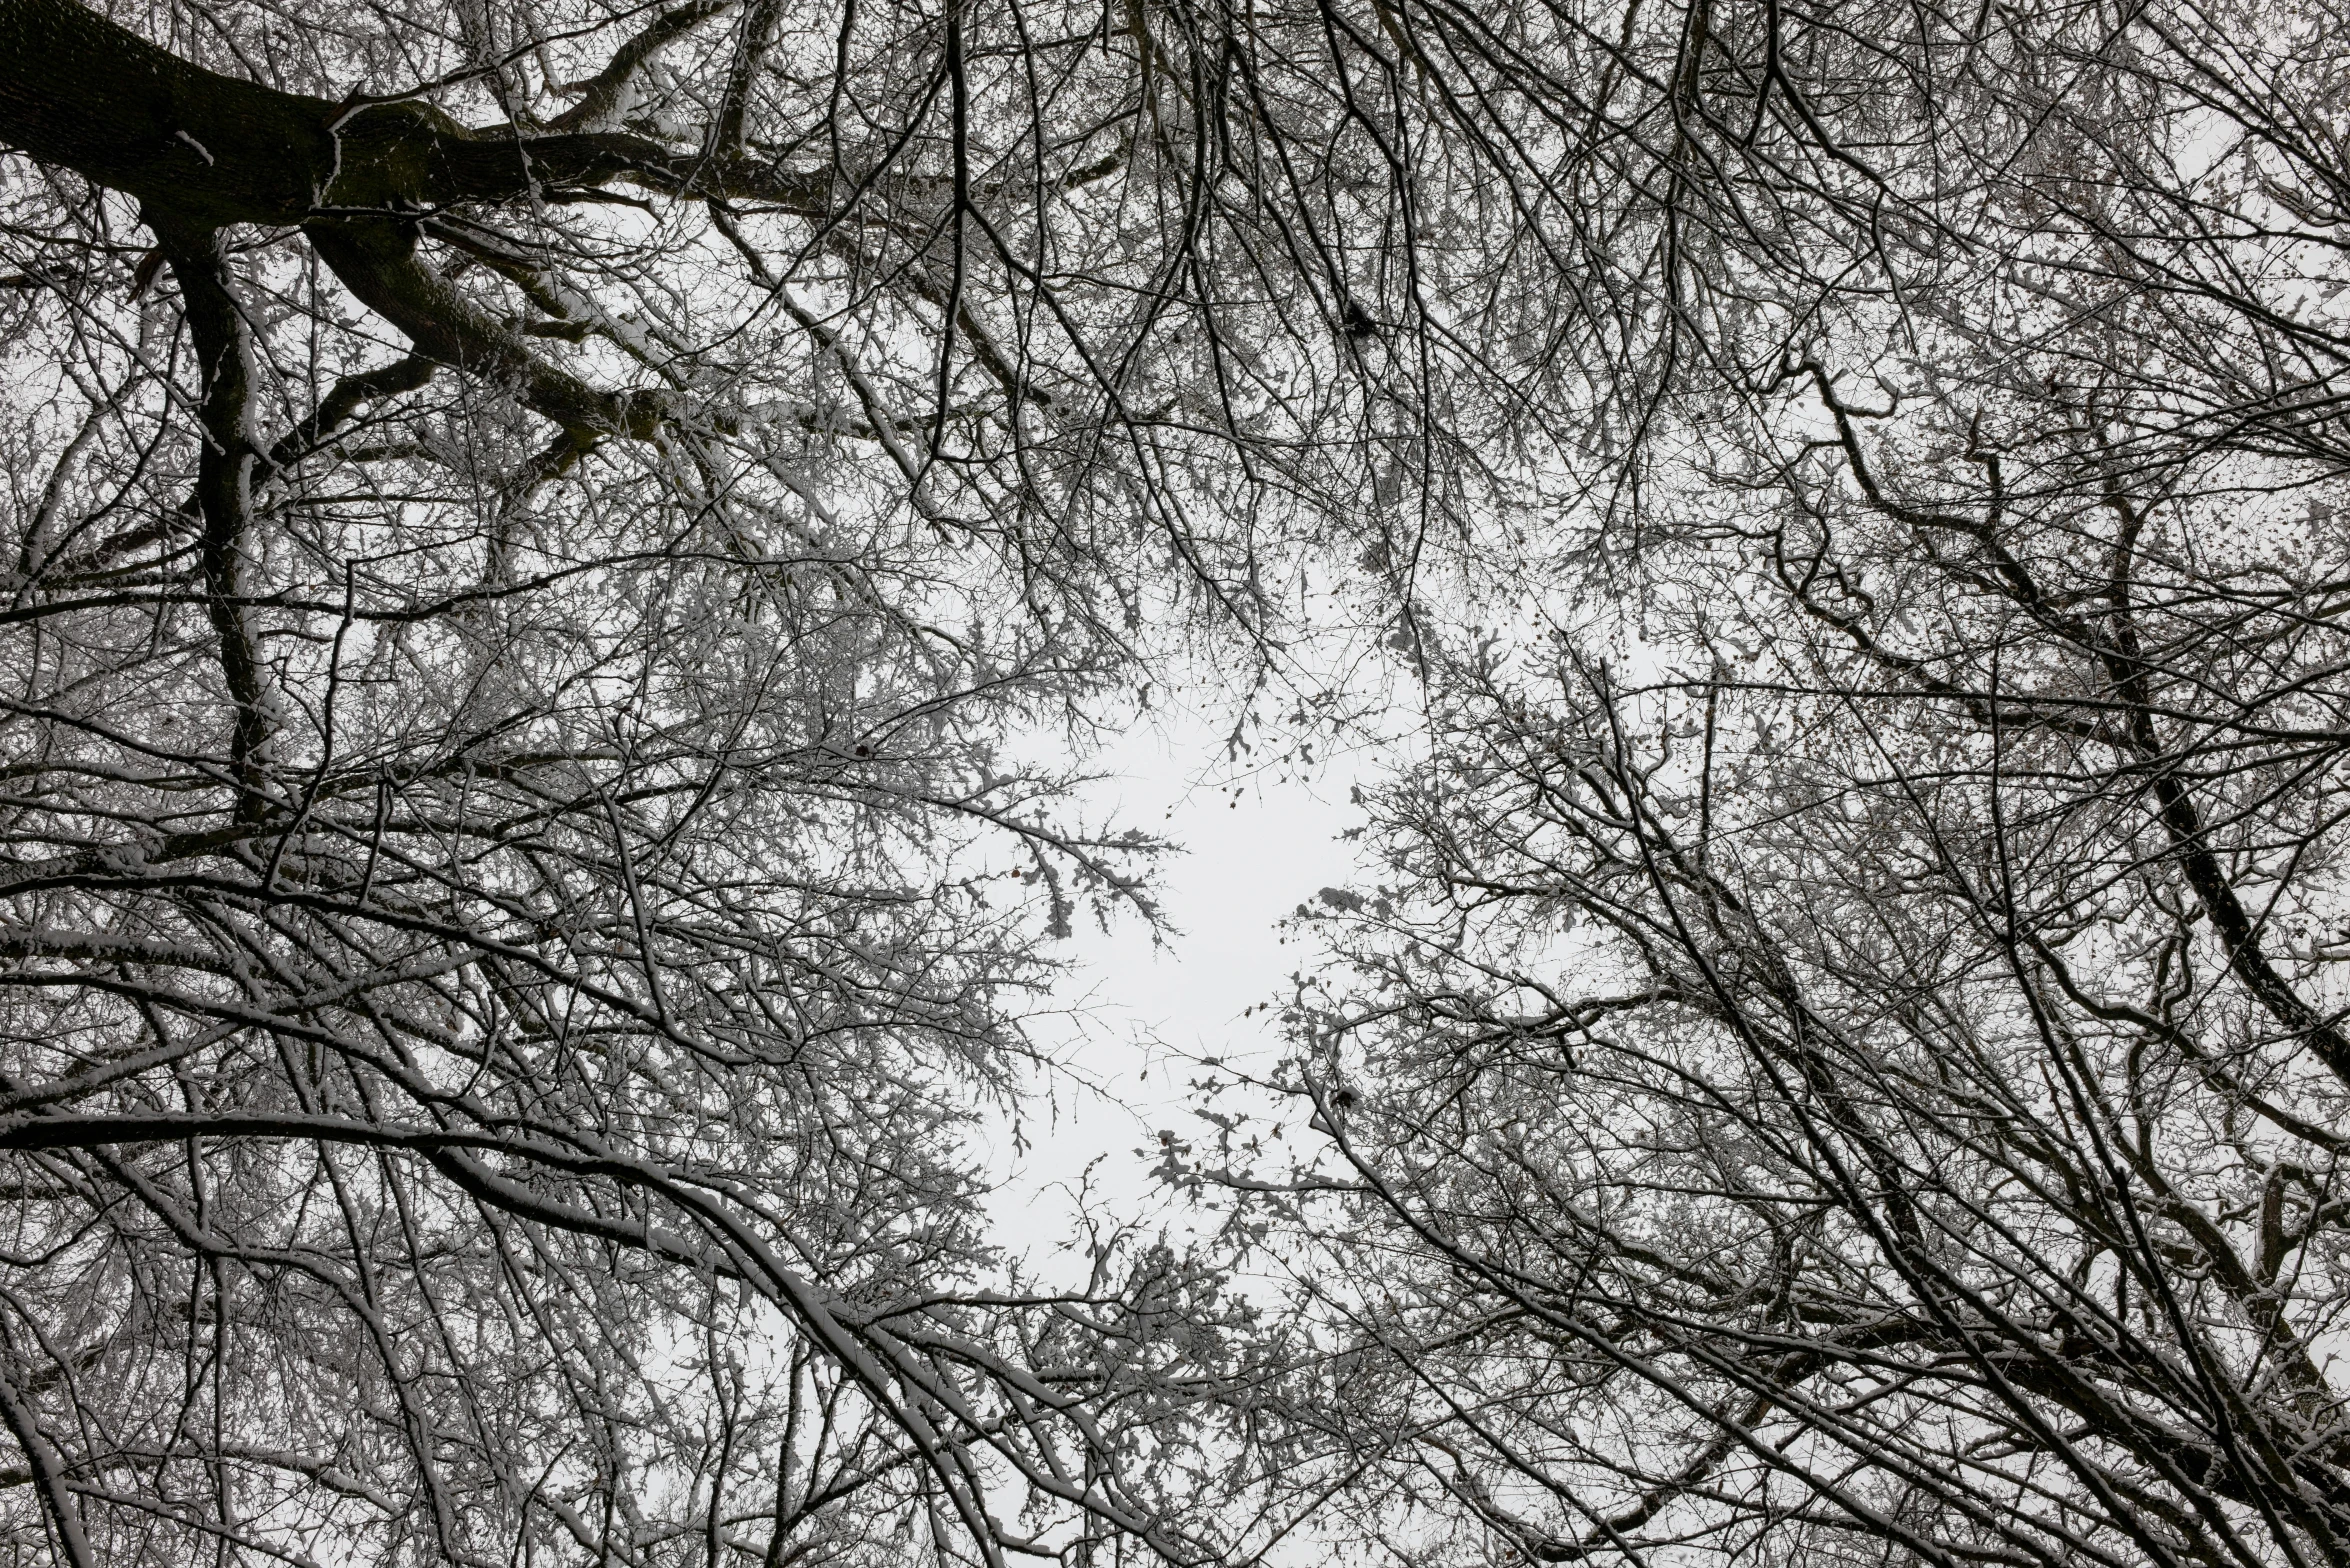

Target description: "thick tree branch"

left=303, top=217, right=663, bottom=438
left=0, top=1362, right=93, bottom=1568
left=156, top=219, right=270, bottom=820
left=0, top=0, right=829, bottom=443
left=0, top=0, right=831, bottom=223
left=0, top=0, right=329, bottom=226
left=711, top=0, right=785, bottom=151
left=263, top=355, right=437, bottom=472
left=548, top=0, right=733, bottom=133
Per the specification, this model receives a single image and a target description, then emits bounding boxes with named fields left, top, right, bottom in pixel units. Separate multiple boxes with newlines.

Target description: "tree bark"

left=0, top=0, right=825, bottom=439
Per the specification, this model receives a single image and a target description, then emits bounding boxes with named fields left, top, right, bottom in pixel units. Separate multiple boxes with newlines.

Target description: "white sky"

left=981, top=703, right=1375, bottom=1269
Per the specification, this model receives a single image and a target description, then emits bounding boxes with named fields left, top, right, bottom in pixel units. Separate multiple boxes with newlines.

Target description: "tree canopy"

left=3, top=0, right=2350, bottom=1565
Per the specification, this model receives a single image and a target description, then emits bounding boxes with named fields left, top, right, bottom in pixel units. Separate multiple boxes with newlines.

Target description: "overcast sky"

left=982, top=701, right=1378, bottom=1268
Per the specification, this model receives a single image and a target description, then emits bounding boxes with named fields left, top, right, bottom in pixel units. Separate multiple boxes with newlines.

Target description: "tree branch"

left=547, top=0, right=733, bottom=134
left=156, top=219, right=270, bottom=820
left=303, top=217, right=664, bottom=438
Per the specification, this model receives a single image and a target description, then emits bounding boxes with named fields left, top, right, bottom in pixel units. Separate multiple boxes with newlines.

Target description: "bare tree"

left=21, top=0, right=2350, bottom=1561
left=1186, top=3, right=2350, bottom=1566
left=0, top=0, right=1335, bottom=1561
